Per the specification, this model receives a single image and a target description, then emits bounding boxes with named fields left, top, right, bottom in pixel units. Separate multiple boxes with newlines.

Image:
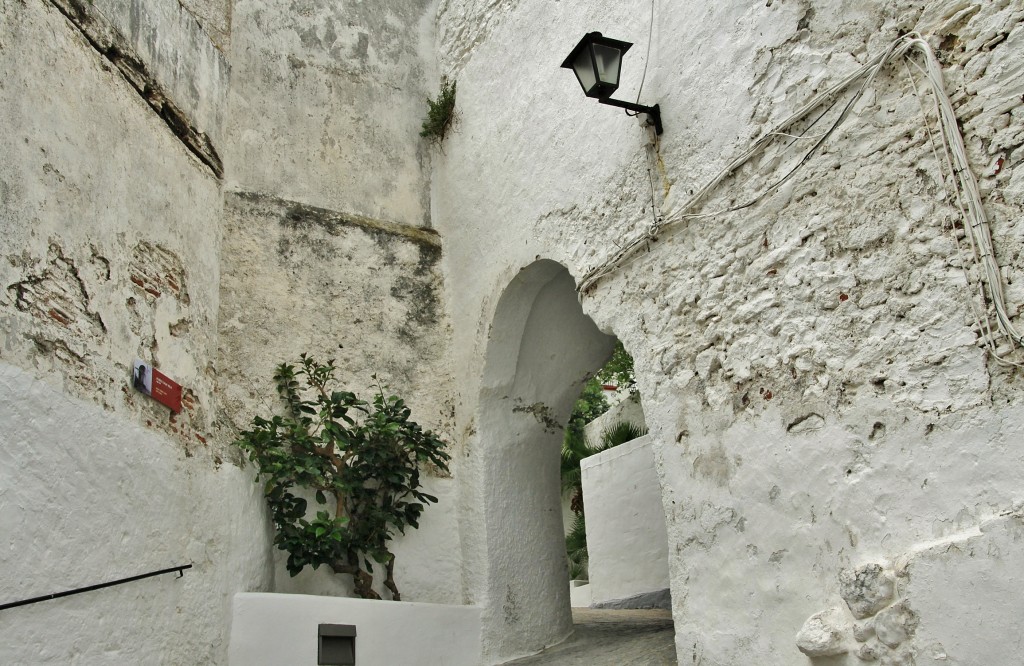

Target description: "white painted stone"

left=432, top=1, right=1024, bottom=662
left=795, top=607, right=849, bottom=658
left=839, top=564, right=896, bottom=619
left=581, top=434, right=670, bottom=605
left=900, top=511, right=1024, bottom=664
left=853, top=618, right=876, bottom=643
left=874, top=601, right=915, bottom=649
left=229, top=593, right=482, bottom=665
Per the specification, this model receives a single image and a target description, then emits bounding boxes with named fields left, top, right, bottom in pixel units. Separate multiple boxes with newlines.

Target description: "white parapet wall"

left=229, top=593, right=482, bottom=666
left=581, top=434, right=670, bottom=605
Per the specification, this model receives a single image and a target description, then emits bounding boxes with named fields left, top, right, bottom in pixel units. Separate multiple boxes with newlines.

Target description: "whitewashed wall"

left=580, top=435, right=670, bottom=605
left=583, top=393, right=646, bottom=445
left=220, top=0, right=463, bottom=604
left=2, top=1, right=461, bottom=664
left=229, top=593, right=482, bottom=666
left=0, top=1, right=271, bottom=663
left=434, top=0, right=1024, bottom=663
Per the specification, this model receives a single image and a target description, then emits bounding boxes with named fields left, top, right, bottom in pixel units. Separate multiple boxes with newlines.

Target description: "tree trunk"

left=329, top=552, right=381, bottom=600
left=383, top=554, right=401, bottom=601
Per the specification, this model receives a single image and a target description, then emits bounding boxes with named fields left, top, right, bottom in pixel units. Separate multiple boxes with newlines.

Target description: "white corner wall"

left=581, top=434, right=670, bottom=604
left=583, top=394, right=646, bottom=445
left=229, top=593, right=482, bottom=666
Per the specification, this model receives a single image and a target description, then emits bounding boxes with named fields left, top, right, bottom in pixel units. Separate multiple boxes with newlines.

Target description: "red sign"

left=132, top=360, right=183, bottom=413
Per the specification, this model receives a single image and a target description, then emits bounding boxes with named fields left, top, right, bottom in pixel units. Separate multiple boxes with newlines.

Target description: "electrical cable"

left=578, top=33, right=1022, bottom=365
left=625, top=0, right=656, bottom=117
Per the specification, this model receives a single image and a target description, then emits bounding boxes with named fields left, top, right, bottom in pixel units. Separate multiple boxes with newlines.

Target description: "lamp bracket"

left=598, top=99, right=663, bottom=135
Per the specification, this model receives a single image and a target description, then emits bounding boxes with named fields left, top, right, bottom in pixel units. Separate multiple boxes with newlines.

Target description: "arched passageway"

left=472, top=260, right=617, bottom=663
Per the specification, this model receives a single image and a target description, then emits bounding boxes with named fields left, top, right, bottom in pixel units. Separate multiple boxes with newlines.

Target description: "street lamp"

left=561, top=32, right=663, bottom=135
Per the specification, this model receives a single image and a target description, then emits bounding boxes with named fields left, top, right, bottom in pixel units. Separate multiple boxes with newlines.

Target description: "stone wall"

left=218, top=191, right=462, bottom=603
left=434, top=0, right=1024, bottom=663
left=219, top=0, right=462, bottom=604
left=224, top=0, right=438, bottom=227
left=0, top=0, right=270, bottom=663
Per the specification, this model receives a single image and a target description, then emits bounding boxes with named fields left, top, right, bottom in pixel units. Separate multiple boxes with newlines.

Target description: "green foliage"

left=559, top=343, right=638, bottom=504
left=597, top=420, right=647, bottom=450
left=565, top=377, right=609, bottom=442
left=565, top=512, right=588, bottom=580
left=234, top=354, right=451, bottom=600
left=596, top=341, right=636, bottom=393
left=420, top=78, right=457, bottom=144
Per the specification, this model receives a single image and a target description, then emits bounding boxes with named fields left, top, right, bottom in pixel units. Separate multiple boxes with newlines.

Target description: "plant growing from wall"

left=234, top=354, right=451, bottom=600
left=420, top=78, right=457, bottom=145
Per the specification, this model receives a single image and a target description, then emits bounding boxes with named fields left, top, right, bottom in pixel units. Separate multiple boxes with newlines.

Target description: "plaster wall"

left=217, top=191, right=461, bottom=604
left=72, top=0, right=229, bottom=143
left=229, top=593, right=482, bottom=665
left=466, top=261, right=615, bottom=662
left=0, top=363, right=271, bottom=664
left=0, top=1, right=270, bottom=662
left=583, top=392, right=646, bottom=445
left=581, top=434, right=670, bottom=605
left=215, top=0, right=465, bottom=605
left=434, top=0, right=1024, bottom=663
left=224, top=0, right=437, bottom=227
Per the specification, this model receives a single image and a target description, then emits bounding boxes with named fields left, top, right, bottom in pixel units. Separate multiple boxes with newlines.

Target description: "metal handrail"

left=0, top=564, right=192, bottom=611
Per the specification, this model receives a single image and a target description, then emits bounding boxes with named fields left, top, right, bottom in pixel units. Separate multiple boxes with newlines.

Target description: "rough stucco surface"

left=433, top=0, right=1024, bottom=663
left=60, top=0, right=230, bottom=147
left=0, top=2, right=270, bottom=663
left=2, top=0, right=224, bottom=460
left=459, top=261, right=615, bottom=662
left=0, top=363, right=271, bottom=664
left=6, top=0, right=1024, bottom=662
left=224, top=0, right=436, bottom=227
left=217, top=190, right=462, bottom=604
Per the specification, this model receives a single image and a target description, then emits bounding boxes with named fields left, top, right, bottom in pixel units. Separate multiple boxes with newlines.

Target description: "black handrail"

left=0, top=564, right=192, bottom=611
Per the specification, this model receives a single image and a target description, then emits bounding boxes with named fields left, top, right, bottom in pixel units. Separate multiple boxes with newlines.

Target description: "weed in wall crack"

left=420, top=78, right=457, bottom=146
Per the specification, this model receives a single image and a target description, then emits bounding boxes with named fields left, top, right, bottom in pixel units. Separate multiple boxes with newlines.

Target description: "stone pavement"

left=499, top=609, right=677, bottom=665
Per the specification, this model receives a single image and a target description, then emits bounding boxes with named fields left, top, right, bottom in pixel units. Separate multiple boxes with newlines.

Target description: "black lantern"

left=561, top=32, right=663, bottom=134
left=561, top=32, right=633, bottom=99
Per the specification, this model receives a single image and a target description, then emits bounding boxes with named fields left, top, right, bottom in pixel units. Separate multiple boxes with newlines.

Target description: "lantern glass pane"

left=592, top=44, right=621, bottom=86
left=572, top=48, right=597, bottom=94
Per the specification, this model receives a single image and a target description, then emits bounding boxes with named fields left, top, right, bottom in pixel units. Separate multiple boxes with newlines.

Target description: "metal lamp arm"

left=598, top=98, right=663, bottom=134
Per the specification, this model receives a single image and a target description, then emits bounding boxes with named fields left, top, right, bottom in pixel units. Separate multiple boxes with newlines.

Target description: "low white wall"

left=229, top=593, right=482, bottom=666
left=570, top=581, right=592, bottom=608
left=581, top=434, right=670, bottom=605
left=583, top=393, right=646, bottom=446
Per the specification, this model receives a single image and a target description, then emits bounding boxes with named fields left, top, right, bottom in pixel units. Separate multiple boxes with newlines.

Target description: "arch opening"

left=473, top=260, right=616, bottom=662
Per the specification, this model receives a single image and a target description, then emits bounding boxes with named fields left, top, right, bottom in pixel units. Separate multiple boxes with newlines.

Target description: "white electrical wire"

left=578, top=33, right=1022, bottom=365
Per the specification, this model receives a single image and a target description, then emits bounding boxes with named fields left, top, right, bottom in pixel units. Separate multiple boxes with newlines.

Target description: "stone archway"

left=472, top=260, right=616, bottom=663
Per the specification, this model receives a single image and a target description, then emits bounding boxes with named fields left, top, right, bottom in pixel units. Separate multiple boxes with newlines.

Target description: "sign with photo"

left=132, top=359, right=183, bottom=413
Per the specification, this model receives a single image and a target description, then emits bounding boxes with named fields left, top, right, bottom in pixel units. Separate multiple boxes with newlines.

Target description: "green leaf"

left=232, top=351, right=451, bottom=593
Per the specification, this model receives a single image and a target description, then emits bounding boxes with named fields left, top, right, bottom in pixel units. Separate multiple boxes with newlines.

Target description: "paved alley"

left=499, top=609, right=677, bottom=665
